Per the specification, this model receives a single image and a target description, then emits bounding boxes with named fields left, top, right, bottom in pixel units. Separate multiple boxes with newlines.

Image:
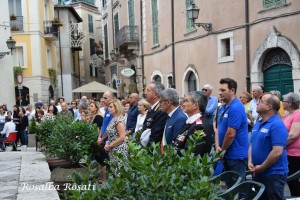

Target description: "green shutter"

left=88, top=14, right=94, bottom=33
left=128, top=0, right=135, bottom=40
left=152, top=0, right=159, bottom=45
left=104, top=24, right=108, bottom=59
left=186, top=0, right=195, bottom=32
left=263, top=0, right=286, bottom=9
left=114, top=13, right=119, bottom=33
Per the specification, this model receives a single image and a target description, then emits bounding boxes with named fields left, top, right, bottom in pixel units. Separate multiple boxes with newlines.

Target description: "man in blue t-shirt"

left=216, top=78, right=249, bottom=180
left=248, top=93, right=288, bottom=199
left=97, top=90, right=115, bottom=183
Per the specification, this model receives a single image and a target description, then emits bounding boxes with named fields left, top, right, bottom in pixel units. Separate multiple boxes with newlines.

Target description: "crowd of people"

left=0, top=77, right=299, bottom=199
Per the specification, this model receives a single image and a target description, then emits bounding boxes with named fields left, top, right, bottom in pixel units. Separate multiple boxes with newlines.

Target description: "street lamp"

left=0, top=36, right=16, bottom=59
left=187, top=2, right=212, bottom=32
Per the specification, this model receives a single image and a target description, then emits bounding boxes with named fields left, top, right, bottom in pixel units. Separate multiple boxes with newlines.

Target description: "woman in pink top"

left=282, top=92, right=300, bottom=197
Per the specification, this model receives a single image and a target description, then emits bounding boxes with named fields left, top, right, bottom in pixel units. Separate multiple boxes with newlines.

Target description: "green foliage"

left=13, top=66, right=24, bottom=83
left=66, top=135, right=223, bottom=199
left=48, top=68, right=57, bottom=89
left=38, top=118, right=99, bottom=165
left=28, top=117, right=38, bottom=134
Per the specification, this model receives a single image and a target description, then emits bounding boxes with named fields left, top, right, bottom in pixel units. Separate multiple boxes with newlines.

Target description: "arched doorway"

left=187, top=71, right=197, bottom=92
left=15, top=86, right=30, bottom=106
left=263, top=48, right=293, bottom=95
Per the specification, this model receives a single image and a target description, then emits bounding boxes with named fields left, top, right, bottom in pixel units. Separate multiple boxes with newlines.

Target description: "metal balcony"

left=115, top=25, right=139, bottom=48
left=10, top=16, right=23, bottom=32
left=44, top=20, right=58, bottom=41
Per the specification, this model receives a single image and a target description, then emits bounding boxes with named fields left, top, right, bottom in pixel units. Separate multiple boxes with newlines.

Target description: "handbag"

left=140, top=129, right=151, bottom=147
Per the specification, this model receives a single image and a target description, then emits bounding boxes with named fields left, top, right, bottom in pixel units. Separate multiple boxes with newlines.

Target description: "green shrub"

left=28, top=117, right=38, bottom=134
left=38, top=118, right=99, bottom=166
left=66, top=136, right=223, bottom=199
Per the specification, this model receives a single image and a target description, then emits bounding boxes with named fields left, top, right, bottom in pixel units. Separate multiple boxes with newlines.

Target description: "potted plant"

left=28, top=117, right=38, bottom=147
left=52, top=17, right=63, bottom=26
left=10, top=14, right=17, bottom=20
left=11, top=26, right=19, bottom=31
left=37, top=117, right=100, bottom=190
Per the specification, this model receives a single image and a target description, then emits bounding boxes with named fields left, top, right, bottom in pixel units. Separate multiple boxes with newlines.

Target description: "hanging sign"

left=121, top=68, right=135, bottom=77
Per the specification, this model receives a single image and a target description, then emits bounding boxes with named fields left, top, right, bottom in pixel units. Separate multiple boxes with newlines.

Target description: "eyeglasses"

left=202, top=89, right=208, bottom=92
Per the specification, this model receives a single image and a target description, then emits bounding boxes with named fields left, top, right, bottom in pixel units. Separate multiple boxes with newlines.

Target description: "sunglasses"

left=202, top=89, right=208, bottom=92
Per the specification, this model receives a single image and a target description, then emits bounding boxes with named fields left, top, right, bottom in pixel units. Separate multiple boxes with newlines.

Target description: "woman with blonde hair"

left=104, top=99, right=128, bottom=171
left=134, top=99, right=150, bottom=134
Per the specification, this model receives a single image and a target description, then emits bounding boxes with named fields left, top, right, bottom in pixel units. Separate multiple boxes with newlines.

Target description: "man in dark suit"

left=173, top=91, right=214, bottom=157
left=141, top=81, right=168, bottom=145
left=160, top=88, right=187, bottom=151
left=126, top=93, right=140, bottom=134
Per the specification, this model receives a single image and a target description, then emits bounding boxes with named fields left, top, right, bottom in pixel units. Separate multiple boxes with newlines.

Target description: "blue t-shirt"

left=251, top=114, right=288, bottom=177
left=218, top=98, right=249, bottom=159
left=100, top=108, right=114, bottom=139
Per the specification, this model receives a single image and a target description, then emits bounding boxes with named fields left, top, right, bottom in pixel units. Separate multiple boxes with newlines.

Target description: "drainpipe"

left=171, top=0, right=175, bottom=89
left=140, top=0, right=145, bottom=91
left=245, top=0, right=250, bottom=92
left=58, top=9, right=64, bottom=97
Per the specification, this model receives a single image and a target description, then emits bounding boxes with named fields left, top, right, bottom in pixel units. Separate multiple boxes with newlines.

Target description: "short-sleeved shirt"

left=283, top=110, right=300, bottom=156
left=251, top=114, right=288, bottom=177
left=249, top=99, right=259, bottom=122
left=217, top=98, right=249, bottom=159
left=100, top=108, right=114, bottom=139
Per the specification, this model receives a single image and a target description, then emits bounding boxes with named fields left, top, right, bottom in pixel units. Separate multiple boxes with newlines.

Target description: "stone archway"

left=151, top=69, right=163, bottom=84
left=251, top=26, right=300, bottom=92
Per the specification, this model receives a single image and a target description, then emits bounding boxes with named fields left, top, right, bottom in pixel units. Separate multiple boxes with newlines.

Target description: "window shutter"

left=152, top=0, right=159, bottom=45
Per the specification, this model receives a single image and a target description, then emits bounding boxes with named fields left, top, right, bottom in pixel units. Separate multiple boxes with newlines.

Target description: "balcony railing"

left=10, top=16, right=23, bottom=32
left=44, top=20, right=58, bottom=41
left=115, top=25, right=139, bottom=48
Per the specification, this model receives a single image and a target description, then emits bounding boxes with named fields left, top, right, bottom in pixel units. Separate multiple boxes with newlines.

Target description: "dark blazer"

left=173, top=115, right=214, bottom=157
left=164, top=108, right=187, bottom=145
left=126, top=103, right=139, bottom=132
left=142, top=103, right=168, bottom=144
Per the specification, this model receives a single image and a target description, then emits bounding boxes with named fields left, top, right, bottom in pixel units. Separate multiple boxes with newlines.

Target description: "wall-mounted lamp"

left=187, top=2, right=212, bottom=32
left=110, top=49, right=116, bottom=61
left=0, top=36, right=16, bottom=59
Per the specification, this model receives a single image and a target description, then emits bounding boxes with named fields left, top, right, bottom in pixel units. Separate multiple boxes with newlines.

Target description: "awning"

left=72, top=81, right=118, bottom=93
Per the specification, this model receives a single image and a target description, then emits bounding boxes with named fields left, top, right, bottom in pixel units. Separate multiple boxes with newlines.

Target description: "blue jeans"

left=254, top=174, right=286, bottom=200
left=223, top=158, right=247, bottom=181
left=20, top=130, right=28, bottom=146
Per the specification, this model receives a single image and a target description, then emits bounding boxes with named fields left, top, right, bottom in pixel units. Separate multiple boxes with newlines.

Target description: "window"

left=46, top=48, right=52, bottom=68
left=151, top=0, right=159, bottom=46
left=90, top=38, right=95, bottom=55
left=104, top=24, right=108, bottom=59
left=13, top=46, right=24, bottom=66
left=113, top=13, right=119, bottom=34
left=8, top=0, right=22, bottom=16
left=187, top=72, right=196, bottom=92
left=90, top=64, right=98, bottom=77
left=102, top=0, right=107, bottom=8
left=217, top=32, right=234, bottom=63
left=88, top=14, right=93, bottom=33
left=263, top=0, right=286, bottom=9
left=186, top=0, right=196, bottom=33
left=153, top=75, right=161, bottom=83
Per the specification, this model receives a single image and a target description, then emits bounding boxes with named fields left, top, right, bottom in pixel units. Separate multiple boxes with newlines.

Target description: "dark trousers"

left=287, top=155, right=300, bottom=197
left=254, top=174, right=286, bottom=200
left=19, top=130, right=28, bottom=146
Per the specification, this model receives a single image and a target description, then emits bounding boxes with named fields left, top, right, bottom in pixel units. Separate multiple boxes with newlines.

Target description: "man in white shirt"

left=0, top=117, right=16, bottom=151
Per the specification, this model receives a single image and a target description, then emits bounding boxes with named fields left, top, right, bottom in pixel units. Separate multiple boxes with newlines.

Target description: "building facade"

left=101, top=0, right=300, bottom=98
left=0, top=0, right=16, bottom=109
left=9, top=0, right=58, bottom=105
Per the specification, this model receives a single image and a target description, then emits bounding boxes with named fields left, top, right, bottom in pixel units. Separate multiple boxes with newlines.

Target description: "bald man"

left=126, top=93, right=140, bottom=134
